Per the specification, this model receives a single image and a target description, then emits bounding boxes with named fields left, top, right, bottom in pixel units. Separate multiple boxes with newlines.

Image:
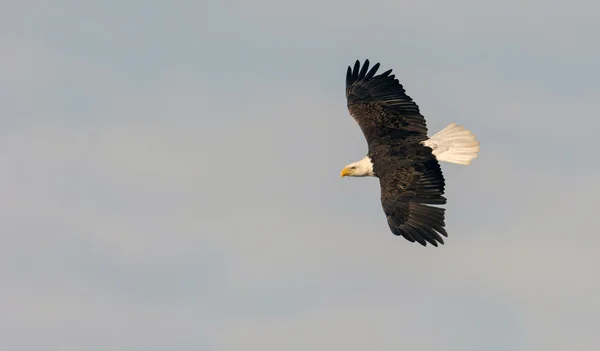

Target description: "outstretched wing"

left=345, top=59, right=448, bottom=246
left=345, top=59, right=429, bottom=146
left=377, top=154, right=448, bottom=247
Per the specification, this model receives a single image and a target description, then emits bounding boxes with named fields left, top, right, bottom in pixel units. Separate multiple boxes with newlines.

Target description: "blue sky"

left=1, top=1, right=597, bottom=350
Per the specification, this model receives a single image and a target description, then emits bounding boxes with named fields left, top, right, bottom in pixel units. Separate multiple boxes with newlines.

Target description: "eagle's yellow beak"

left=340, top=167, right=351, bottom=178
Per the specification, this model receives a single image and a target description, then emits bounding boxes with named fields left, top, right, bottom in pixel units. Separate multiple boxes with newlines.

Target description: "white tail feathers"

left=422, top=123, right=480, bottom=165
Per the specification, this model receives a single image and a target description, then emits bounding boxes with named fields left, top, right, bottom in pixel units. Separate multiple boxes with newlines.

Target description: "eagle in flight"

left=340, top=59, right=480, bottom=247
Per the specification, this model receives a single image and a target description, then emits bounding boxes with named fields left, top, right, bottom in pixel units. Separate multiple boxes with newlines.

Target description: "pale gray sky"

left=1, top=1, right=597, bottom=350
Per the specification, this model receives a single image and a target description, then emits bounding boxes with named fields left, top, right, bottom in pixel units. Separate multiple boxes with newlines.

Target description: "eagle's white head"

left=340, top=156, right=374, bottom=177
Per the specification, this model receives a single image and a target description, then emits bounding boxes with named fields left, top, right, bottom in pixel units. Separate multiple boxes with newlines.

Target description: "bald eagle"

left=340, top=59, right=480, bottom=247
